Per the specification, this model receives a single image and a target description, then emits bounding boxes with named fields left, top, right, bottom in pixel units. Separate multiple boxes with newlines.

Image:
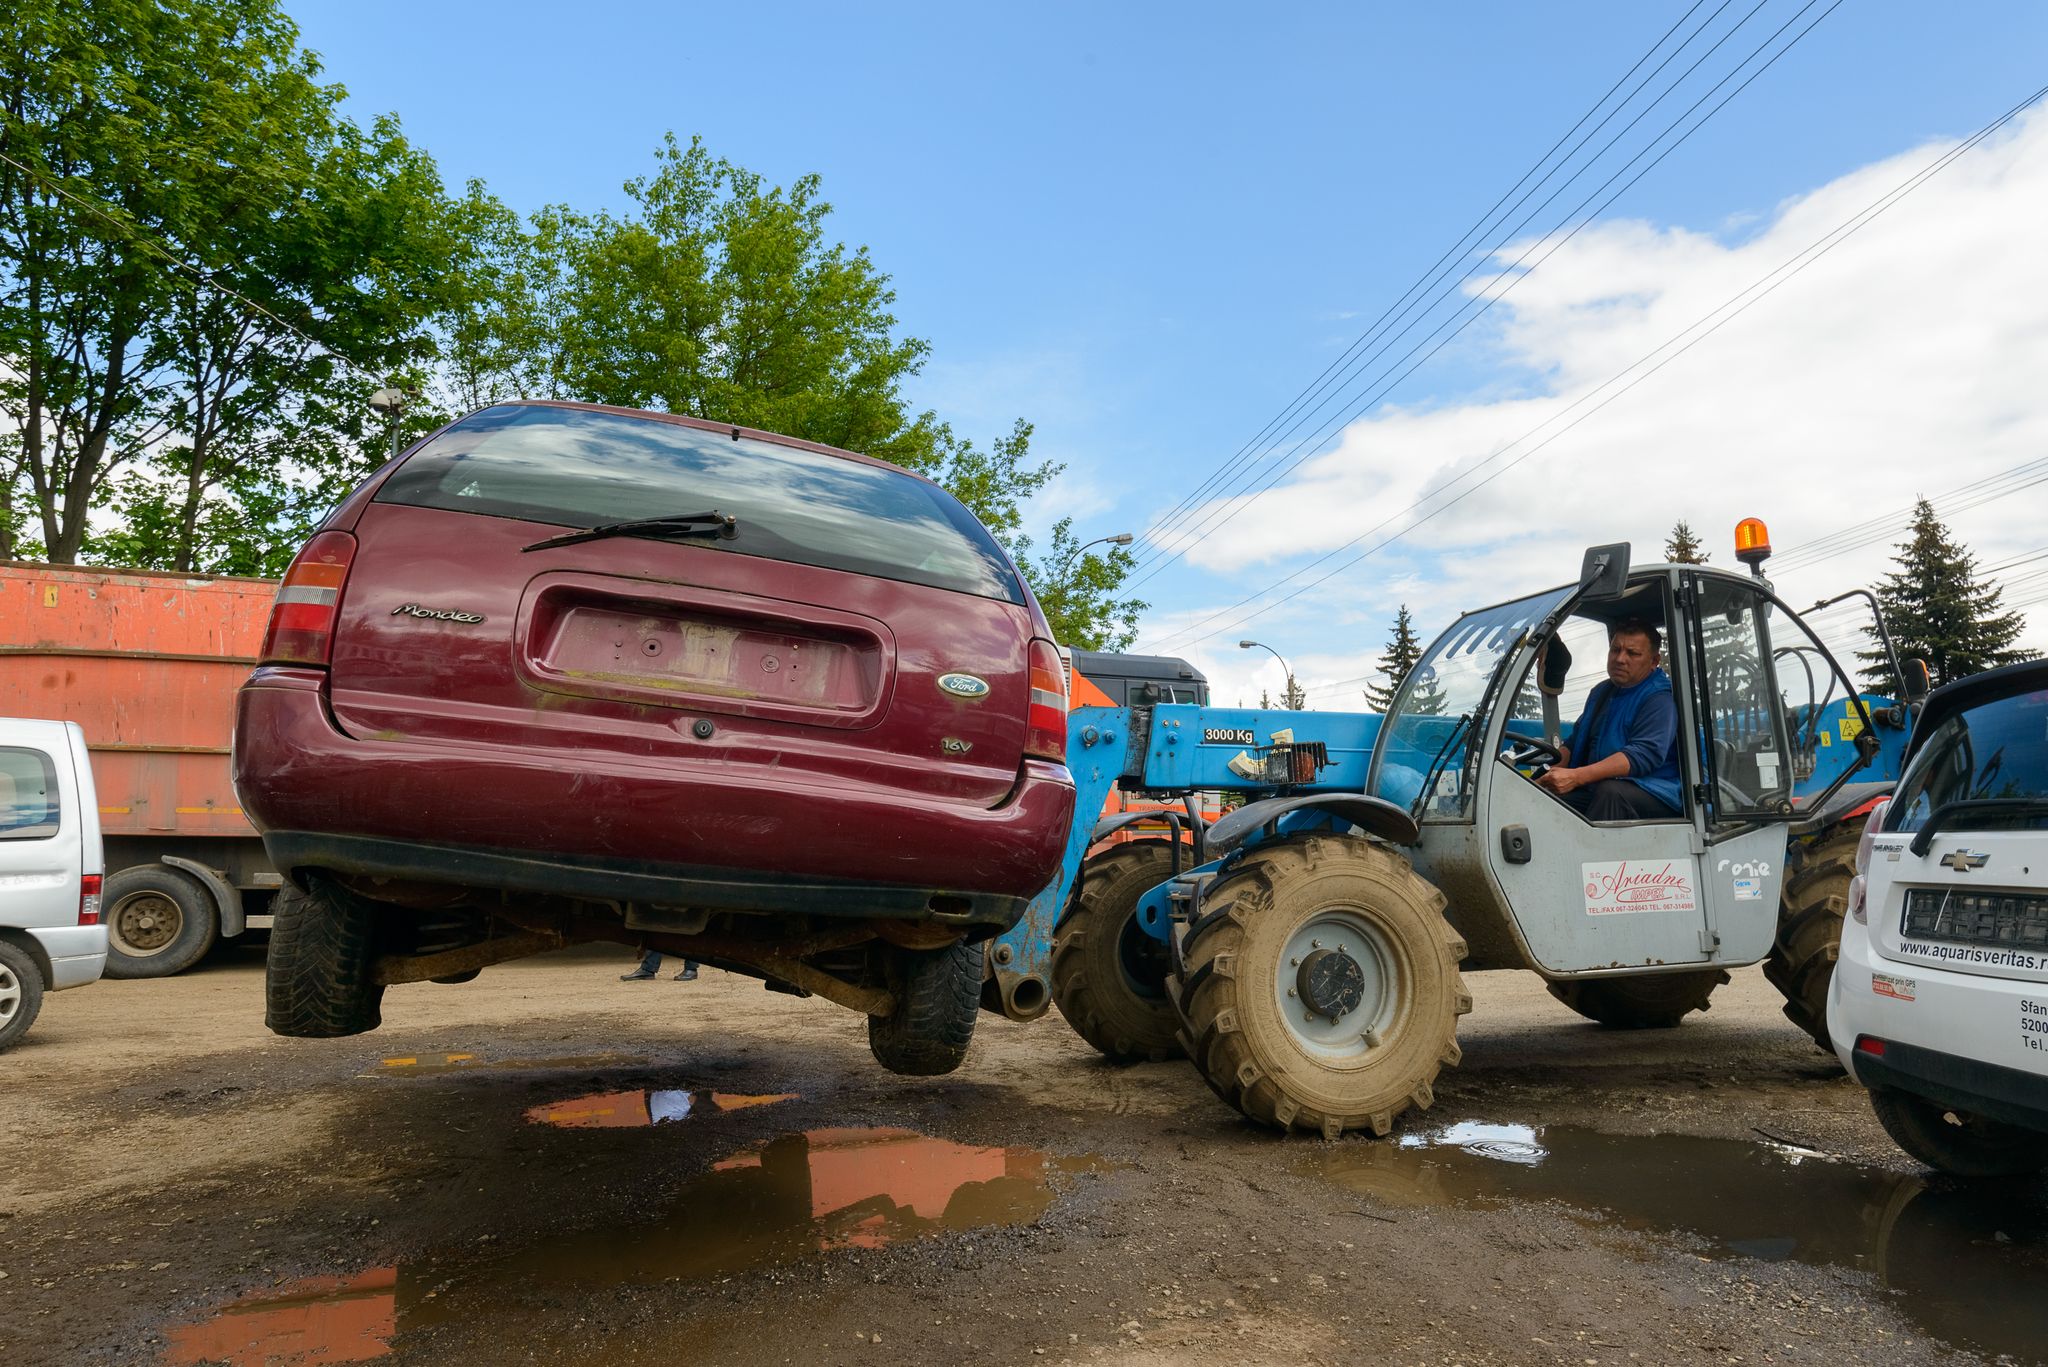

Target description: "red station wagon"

left=234, top=401, right=1075, bottom=1074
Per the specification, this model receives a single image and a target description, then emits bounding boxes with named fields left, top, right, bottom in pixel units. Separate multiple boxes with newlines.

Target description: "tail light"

left=1854, top=800, right=1888, bottom=874
left=261, top=531, right=358, bottom=666
left=1847, top=873, right=1868, bottom=924
left=79, top=874, right=101, bottom=926
left=1855, top=1036, right=1885, bottom=1058
left=1025, top=639, right=1069, bottom=762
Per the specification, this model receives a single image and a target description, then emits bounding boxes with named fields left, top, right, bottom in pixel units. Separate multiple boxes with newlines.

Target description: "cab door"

left=1477, top=590, right=1715, bottom=975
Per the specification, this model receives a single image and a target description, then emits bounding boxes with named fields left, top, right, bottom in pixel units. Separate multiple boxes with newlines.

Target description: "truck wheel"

left=1170, top=835, right=1470, bottom=1138
left=1051, top=840, right=1184, bottom=1063
left=102, top=866, right=218, bottom=979
left=1870, top=1087, right=2048, bottom=1178
left=1547, top=968, right=1728, bottom=1028
left=265, top=877, right=385, bottom=1038
left=0, top=941, right=45, bottom=1053
left=867, top=941, right=980, bottom=1076
left=1763, top=819, right=1863, bottom=1052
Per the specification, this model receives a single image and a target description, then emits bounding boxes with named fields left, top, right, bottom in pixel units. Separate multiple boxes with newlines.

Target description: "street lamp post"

left=1059, top=531, right=1134, bottom=572
left=368, top=386, right=407, bottom=463
left=1239, top=639, right=1298, bottom=707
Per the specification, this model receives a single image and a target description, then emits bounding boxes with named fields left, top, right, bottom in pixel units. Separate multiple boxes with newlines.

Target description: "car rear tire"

left=1051, top=840, right=1184, bottom=1063
left=0, top=941, right=45, bottom=1053
left=1546, top=968, right=1729, bottom=1029
left=102, top=865, right=219, bottom=979
left=1869, top=1087, right=2048, bottom=1178
left=867, top=941, right=980, bottom=1076
left=266, top=877, right=385, bottom=1038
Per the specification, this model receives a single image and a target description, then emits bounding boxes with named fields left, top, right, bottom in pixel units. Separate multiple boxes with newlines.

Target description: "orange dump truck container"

left=0, top=562, right=281, bottom=976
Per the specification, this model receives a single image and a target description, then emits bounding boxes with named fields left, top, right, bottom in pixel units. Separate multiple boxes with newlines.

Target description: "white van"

left=1829, top=659, right=2048, bottom=1176
left=0, top=718, right=107, bottom=1051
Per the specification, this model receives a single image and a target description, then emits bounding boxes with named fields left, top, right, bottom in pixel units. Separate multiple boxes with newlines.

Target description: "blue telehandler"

left=982, top=525, right=1925, bottom=1137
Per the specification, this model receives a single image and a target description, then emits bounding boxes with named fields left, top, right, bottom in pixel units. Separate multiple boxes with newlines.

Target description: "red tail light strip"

left=261, top=531, right=358, bottom=666
left=1024, top=639, right=1069, bottom=763
left=79, top=874, right=102, bottom=926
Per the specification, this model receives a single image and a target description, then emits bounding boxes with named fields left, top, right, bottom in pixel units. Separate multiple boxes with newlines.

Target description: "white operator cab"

left=1366, top=540, right=1876, bottom=1023
left=1830, top=658, right=2048, bottom=1177
left=0, top=717, right=108, bottom=1051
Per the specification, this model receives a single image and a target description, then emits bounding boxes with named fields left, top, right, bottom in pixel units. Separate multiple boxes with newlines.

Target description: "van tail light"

left=1854, top=800, right=1887, bottom=875
left=1847, top=873, right=1868, bottom=925
left=261, top=531, right=358, bottom=666
left=79, top=874, right=102, bottom=926
left=1025, top=639, right=1069, bottom=762
left=1855, top=1036, right=1885, bottom=1058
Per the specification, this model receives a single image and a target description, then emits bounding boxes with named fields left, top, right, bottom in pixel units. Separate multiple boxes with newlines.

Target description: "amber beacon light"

left=1733, top=517, right=1772, bottom=568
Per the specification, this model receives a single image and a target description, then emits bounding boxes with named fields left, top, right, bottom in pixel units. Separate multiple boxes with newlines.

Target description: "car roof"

left=495, top=400, right=946, bottom=489
left=1904, top=657, right=2048, bottom=762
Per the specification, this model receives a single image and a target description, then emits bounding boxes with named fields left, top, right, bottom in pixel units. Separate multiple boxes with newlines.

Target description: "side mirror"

left=1577, top=542, right=1631, bottom=601
left=1140, top=681, right=1162, bottom=704
left=1538, top=638, right=1574, bottom=696
left=1901, top=657, right=1931, bottom=704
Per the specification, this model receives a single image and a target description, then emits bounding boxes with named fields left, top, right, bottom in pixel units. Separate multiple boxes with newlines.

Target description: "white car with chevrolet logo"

left=1829, top=658, right=2048, bottom=1176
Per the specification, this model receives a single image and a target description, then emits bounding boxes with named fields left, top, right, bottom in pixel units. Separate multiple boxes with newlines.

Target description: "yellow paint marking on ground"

left=380, top=1057, right=419, bottom=1067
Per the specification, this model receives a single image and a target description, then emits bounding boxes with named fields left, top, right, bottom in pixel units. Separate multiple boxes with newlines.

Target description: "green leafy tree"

left=1011, top=516, right=1146, bottom=650
left=1664, top=519, right=1710, bottom=564
left=1860, top=498, right=2032, bottom=692
left=1364, top=605, right=1426, bottom=711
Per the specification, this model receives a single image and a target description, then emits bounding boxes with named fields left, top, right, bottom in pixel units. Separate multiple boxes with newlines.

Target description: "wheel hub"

left=114, top=894, right=180, bottom=953
left=1296, top=947, right=1365, bottom=1019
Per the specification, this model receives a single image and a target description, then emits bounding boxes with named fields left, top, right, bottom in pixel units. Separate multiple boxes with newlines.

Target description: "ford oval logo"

left=938, top=673, right=990, bottom=700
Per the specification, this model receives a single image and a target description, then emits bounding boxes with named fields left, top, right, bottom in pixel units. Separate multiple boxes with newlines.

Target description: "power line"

left=1130, top=0, right=1722, bottom=556
left=1130, top=0, right=1840, bottom=589
left=1158, top=81, right=2048, bottom=672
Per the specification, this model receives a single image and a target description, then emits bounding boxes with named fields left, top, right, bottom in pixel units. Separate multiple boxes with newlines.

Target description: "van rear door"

left=0, top=719, right=88, bottom=931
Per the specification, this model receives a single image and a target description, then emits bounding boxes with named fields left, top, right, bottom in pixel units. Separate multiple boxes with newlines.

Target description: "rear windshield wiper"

left=1907, top=797, right=2048, bottom=857
left=522, top=511, right=738, bottom=553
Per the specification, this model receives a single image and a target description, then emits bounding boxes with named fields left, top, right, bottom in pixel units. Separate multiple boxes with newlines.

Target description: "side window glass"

left=0, top=747, right=61, bottom=841
left=1692, top=579, right=1793, bottom=820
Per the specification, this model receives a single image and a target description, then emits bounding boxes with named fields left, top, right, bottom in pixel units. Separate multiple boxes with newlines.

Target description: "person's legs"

left=674, top=960, right=699, bottom=981
left=1567, top=778, right=1676, bottom=821
left=621, top=948, right=662, bottom=981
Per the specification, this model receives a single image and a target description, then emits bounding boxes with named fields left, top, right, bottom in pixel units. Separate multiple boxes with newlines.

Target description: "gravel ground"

left=2, top=943, right=2043, bottom=1366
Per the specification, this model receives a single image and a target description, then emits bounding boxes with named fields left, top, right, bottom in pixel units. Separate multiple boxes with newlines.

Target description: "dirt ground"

left=3, top=943, right=2044, bottom=1366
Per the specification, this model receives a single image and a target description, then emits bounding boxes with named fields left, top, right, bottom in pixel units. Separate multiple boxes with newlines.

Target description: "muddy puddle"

left=524, top=1088, right=798, bottom=1128
left=364, top=1051, right=647, bottom=1076
left=166, top=1127, right=1105, bottom=1364
left=1318, top=1120, right=2048, bottom=1363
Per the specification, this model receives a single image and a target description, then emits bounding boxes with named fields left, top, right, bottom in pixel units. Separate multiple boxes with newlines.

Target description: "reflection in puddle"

left=364, top=1053, right=645, bottom=1077
left=1319, top=1121, right=2048, bottom=1364
left=167, top=1129, right=1103, bottom=1364
left=164, top=1268, right=396, bottom=1366
left=524, top=1089, right=798, bottom=1128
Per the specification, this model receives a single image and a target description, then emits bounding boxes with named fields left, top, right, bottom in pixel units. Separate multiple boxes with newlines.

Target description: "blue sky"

left=290, top=1, right=2048, bottom=703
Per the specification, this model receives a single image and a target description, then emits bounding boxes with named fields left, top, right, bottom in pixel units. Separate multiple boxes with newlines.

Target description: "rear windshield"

left=376, top=405, right=1024, bottom=603
left=1889, top=686, right=2048, bottom=834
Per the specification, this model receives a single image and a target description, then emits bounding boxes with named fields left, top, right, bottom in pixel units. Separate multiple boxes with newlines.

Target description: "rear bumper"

left=1832, top=919, right=2048, bottom=1128
left=26, top=925, right=108, bottom=991
left=233, top=667, right=1073, bottom=926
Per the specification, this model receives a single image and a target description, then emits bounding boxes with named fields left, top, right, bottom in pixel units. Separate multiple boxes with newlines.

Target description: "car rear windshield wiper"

left=522, top=511, right=738, bottom=553
left=1907, top=797, right=2048, bottom=857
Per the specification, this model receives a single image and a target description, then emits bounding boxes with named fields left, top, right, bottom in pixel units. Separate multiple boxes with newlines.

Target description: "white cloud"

left=1136, top=107, right=2048, bottom=685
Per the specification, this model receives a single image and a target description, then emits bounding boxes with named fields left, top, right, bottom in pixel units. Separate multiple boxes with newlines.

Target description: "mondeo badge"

left=1942, top=850, right=1990, bottom=872
left=937, top=673, right=990, bottom=699
left=392, top=603, right=486, bottom=624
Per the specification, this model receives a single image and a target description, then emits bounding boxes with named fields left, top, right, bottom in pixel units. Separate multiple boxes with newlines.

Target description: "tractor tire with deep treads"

left=265, top=877, right=386, bottom=1038
left=1763, top=818, right=1864, bottom=1052
left=868, top=941, right=981, bottom=1076
left=1051, top=840, right=1184, bottom=1063
left=1169, top=835, right=1470, bottom=1138
left=1546, top=967, right=1730, bottom=1028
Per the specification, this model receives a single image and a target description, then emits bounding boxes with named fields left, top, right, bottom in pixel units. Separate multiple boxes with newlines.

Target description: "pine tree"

left=1364, top=605, right=1425, bottom=712
left=1860, top=499, right=2032, bottom=692
left=1664, top=520, right=1709, bottom=564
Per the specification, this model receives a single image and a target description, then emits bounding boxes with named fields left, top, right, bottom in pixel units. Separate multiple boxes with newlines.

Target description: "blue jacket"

left=1569, top=669, right=1682, bottom=813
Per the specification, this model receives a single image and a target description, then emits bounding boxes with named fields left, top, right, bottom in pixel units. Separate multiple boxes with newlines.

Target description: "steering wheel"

left=1501, top=736, right=1563, bottom=770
